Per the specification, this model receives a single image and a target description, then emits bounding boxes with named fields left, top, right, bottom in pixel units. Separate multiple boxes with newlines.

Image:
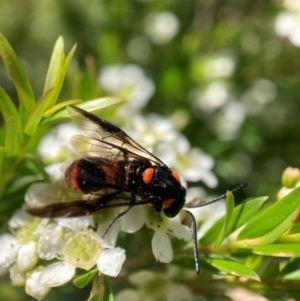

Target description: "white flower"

left=17, top=242, right=38, bottom=272
left=145, top=208, right=191, bottom=265
left=175, top=148, right=218, bottom=188
left=152, top=231, right=173, bottom=263
left=145, top=12, right=180, bottom=45
left=39, top=261, right=76, bottom=287
left=37, top=223, right=65, bottom=260
left=97, top=247, right=126, bottom=277
left=25, top=268, right=50, bottom=300
left=99, top=64, right=155, bottom=111
left=9, top=263, right=26, bottom=286
left=38, top=123, right=79, bottom=162
left=0, top=234, right=20, bottom=269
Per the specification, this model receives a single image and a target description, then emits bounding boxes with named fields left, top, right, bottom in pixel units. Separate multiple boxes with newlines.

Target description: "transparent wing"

left=67, top=106, right=166, bottom=166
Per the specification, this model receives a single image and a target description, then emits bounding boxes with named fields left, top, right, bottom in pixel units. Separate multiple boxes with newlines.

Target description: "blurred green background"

left=1, top=0, right=300, bottom=300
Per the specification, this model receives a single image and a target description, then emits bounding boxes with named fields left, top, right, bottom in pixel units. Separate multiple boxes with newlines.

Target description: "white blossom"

left=97, top=247, right=126, bottom=277
left=0, top=234, right=20, bottom=269
left=39, top=261, right=76, bottom=287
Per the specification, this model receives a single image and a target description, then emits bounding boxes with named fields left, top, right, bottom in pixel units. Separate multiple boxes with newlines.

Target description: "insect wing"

left=67, top=106, right=166, bottom=166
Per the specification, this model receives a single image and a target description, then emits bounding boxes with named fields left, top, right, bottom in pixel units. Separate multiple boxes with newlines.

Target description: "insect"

left=26, top=105, right=247, bottom=273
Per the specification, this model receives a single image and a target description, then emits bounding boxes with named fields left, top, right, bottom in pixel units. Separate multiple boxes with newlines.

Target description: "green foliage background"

left=1, top=0, right=300, bottom=300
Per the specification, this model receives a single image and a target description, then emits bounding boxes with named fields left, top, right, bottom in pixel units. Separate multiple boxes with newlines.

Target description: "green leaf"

left=24, top=88, right=53, bottom=135
left=4, top=116, right=21, bottom=157
left=0, top=88, right=23, bottom=142
left=208, top=258, right=260, bottom=281
left=43, top=38, right=77, bottom=111
left=103, top=276, right=114, bottom=301
left=238, top=187, right=300, bottom=241
left=73, top=269, right=98, bottom=288
left=43, top=36, right=65, bottom=94
left=0, top=33, right=35, bottom=113
left=0, top=146, right=3, bottom=192
left=41, top=97, right=126, bottom=126
left=253, top=243, right=300, bottom=257
left=215, top=191, right=235, bottom=247
left=200, top=197, right=268, bottom=246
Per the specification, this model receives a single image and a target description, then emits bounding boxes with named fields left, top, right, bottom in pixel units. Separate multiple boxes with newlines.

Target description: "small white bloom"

left=145, top=12, right=179, bottom=44
left=17, top=242, right=38, bottom=272
left=0, top=234, right=20, bottom=268
left=9, top=263, right=26, bottom=286
left=97, top=247, right=126, bottom=277
left=167, top=218, right=191, bottom=241
left=151, top=231, right=173, bottom=263
left=99, top=64, right=155, bottom=110
left=25, top=268, right=50, bottom=300
left=8, top=209, right=31, bottom=229
left=38, top=123, right=79, bottom=161
left=39, top=261, right=76, bottom=287
left=38, top=223, right=65, bottom=260
left=119, top=206, right=145, bottom=233
left=175, top=148, right=218, bottom=188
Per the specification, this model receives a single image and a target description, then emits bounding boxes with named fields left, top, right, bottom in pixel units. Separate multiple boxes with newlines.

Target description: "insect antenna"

left=186, top=182, right=248, bottom=209
left=182, top=182, right=248, bottom=274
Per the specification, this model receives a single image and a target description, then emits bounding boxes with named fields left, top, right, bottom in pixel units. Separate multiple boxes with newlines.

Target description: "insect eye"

left=172, top=172, right=181, bottom=184
left=143, top=168, right=155, bottom=184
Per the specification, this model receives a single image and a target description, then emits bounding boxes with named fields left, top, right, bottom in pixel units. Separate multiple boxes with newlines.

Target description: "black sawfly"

left=26, top=105, right=247, bottom=273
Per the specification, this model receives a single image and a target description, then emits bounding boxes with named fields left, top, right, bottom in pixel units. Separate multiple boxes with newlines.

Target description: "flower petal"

left=38, top=223, right=65, bottom=260
left=26, top=268, right=50, bottom=300
left=9, top=263, right=25, bottom=286
left=39, top=261, right=76, bottom=287
left=168, top=218, right=191, bottom=241
left=151, top=231, right=173, bottom=263
left=0, top=234, right=19, bottom=268
left=119, top=206, right=145, bottom=233
left=17, top=242, right=38, bottom=272
left=97, top=247, right=126, bottom=277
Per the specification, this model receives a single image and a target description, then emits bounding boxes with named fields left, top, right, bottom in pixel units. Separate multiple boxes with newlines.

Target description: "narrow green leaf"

left=43, top=36, right=64, bottom=94
left=253, top=243, right=300, bottom=257
left=24, top=88, right=53, bottom=135
left=238, top=187, right=300, bottom=240
left=43, top=99, right=82, bottom=118
left=64, top=43, right=77, bottom=74
left=4, top=116, right=21, bottom=157
left=103, top=276, right=114, bottom=301
left=73, top=269, right=98, bottom=288
left=242, top=213, right=296, bottom=246
left=0, top=88, right=22, bottom=142
left=209, top=258, right=260, bottom=281
left=0, top=146, right=4, bottom=190
left=43, top=51, right=65, bottom=110
left=0, top=33, right=35, bottom=112
left=41, top=97, right=126, bottom=126
left=43, top=39, right=76, bottom=111
left=215, top=191, right=235, bottom=247
left=200, top=197, right=268, bottom=246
